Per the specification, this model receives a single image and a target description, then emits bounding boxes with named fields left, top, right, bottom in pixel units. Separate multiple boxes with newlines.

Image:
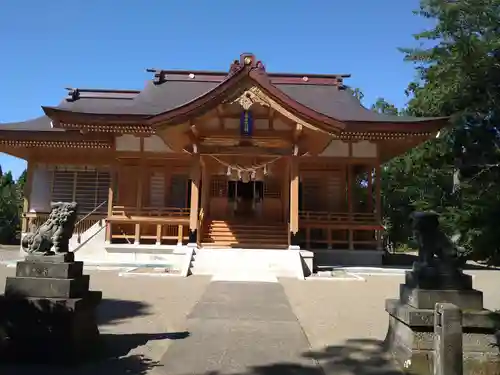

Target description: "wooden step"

left=204, top=237, right=287, bottom=243
left=208, top=224, right=287, bottom=231
left=205, top=233, right=288, bottom=240
left=201, top=242, right=289, bottom=249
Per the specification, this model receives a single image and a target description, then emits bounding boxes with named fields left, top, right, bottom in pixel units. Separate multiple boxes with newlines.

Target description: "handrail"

left=75, top=200, right=107, bottom=243
left=75, top=200, right=107, bottom=228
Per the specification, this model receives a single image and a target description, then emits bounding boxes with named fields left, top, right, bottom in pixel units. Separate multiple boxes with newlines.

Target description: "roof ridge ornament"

left=231, top=86, right=270, bottom=110
left=146, top=68, right=167, bottom=85
left=65, top=88, right=80, bottom=102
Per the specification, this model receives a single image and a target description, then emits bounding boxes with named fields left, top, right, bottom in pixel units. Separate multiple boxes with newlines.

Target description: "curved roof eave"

left=148, top=66, right=345, bottom=133
left=42, top=106, right=151, bottom=123
left=342, top=117, right=451, bottom=132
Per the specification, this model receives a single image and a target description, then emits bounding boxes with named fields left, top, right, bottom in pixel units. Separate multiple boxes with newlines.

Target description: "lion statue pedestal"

left=0, top=202, right=102, bottom=364
left=384, top=211, right=499, bottom=375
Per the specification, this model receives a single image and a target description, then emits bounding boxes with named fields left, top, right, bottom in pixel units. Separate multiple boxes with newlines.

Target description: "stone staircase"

left=202, top=220, right=289, bottom=249
left=189, top=248, right=306, bottom=280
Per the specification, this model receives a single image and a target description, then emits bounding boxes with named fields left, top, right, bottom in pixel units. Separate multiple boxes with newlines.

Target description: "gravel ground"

left=0, top=261, right=498, bottom=374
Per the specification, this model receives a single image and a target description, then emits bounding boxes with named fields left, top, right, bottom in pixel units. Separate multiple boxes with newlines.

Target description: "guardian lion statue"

left=21, top=202, right=78, bottom=255
left=409, top=211, right=468, bottom=288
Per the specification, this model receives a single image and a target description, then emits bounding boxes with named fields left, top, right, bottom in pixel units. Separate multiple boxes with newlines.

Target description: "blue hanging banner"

left=240, top=110, right=253, bottom=136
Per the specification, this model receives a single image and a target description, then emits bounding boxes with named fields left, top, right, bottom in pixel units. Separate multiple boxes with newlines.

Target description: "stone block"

left=405, top=269, right=473, bottom=290
left=400, top=284, right=483, bottom=310
left=4, top=275, right=90, bottom=298
left=385, top=299, right=500, bottom=375
left=25, top=252, right=75, bottom=263
left=0, top=291, right=102, bottom=363
left=15, top=260, right=83, bottom=279
left=385, top=299, right=497, bottom=330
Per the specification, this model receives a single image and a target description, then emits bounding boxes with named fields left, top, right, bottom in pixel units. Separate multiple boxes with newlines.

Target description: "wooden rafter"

left=216, top=106, right=226, bottom=130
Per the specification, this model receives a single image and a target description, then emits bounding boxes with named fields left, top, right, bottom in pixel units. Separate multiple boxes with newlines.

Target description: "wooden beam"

left=198, top=129, right=294, bottom=139
left=289, top=156, right=299, bottom=234
left=189, top=156, right=201, bottom=232
left=375, top=163, right=382, bottom=251
left=293, top=123, right=303, bottom=143
left=216, top=106, right=226, bottom=130
left=21, top=160, right=34, bottom=232
left=347, top=164, right=354, bottom=250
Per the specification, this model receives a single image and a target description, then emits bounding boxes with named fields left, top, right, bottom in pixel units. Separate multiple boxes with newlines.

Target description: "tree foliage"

left=0, top=166, right=26, bottom=244
left=381, top=0, right=500, bottom=263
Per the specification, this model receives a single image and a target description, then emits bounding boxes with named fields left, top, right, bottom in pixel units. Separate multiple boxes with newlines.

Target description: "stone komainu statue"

left=410, top=211, right=466, bottom=277
left=21, top=202, right=78, bottom=255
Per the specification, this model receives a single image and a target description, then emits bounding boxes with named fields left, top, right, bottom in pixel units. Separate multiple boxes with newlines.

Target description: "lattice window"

left=210, top=176, right=227, bottom=198
left=51, top=169, right=110, bottom=213
left=149, top=171, right=165, bottom=207
left=52, top=171, right=74, bottom=203
left=95, top=171, right=111, bottom=213
left=301, top=177, right=322, bottom=211
left=263, top=178, right=281, bottom=199
left=75, top=171, right=98, bottom=213
left=169, top=174, right=189, bottom=208
left=326, top=172, right=344, bottom=211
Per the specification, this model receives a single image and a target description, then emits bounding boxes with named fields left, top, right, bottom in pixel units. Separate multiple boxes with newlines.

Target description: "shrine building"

left=0, top=53, right=448, bottom=272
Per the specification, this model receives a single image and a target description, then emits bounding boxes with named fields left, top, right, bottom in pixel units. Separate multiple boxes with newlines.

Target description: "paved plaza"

left=0, top=248, right=499, bottom=374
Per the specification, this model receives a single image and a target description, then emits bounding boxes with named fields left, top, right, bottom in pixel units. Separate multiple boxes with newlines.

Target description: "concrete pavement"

left=0, top=261, right=498, bottom=374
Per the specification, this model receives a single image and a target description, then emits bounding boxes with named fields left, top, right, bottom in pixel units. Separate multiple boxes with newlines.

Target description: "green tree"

left=0, top=167, right=22, bottom=244
left=383, top=0, right=500, bottom=262
left=371, top=98, right=399, bottom=115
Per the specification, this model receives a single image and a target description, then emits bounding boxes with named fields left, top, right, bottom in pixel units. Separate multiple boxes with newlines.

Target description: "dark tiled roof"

left=2, top=67, right=443, bottom=131
left=0, top=116, right=62, bottom=132
left=277, top=84, right=433, bottom=123
left=44, top=78, right=438, bottom=123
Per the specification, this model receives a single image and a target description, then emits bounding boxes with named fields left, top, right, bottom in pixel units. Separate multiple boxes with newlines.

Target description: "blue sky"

left=0, top=0, right=430, bottom=179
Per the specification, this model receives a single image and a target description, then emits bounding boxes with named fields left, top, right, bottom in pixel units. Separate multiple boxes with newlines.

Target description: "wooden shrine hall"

left=0, top=53, right=448, bottom=266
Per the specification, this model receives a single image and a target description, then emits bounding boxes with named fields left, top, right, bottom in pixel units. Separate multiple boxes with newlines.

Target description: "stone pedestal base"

left=385, top=298, right=500, bottom=375
left=0, top=252, right=102, bottom=364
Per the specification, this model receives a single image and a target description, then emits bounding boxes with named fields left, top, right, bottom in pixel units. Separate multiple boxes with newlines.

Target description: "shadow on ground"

left=97, top=298, right=152, bottom=325
left=0, top=331, right=190, bottom=375
left=197, top=339, right=401, bottom=375
left=0, top=293, right=190, bottom=375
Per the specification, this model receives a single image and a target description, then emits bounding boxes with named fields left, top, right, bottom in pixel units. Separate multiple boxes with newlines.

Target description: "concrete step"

left=190, top=248, right=305, bottom=279
left=201, top=243, right=289, bottom=249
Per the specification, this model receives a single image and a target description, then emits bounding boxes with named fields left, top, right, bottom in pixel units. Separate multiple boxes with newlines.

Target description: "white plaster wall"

left=29, top=166, right=52, bottom=212
left=143, top=135, right=173, bottom=153
left=115, top=134, right=141, bottom=151
left=318, top=140, right=349, bottom=157
left=352, top=140, right=377, bottom=158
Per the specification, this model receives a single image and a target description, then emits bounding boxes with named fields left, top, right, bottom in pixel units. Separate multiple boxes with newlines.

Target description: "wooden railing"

left=107, top=206, right=190, bottom=245
left=298, top=211, right=383, bottom=250
left=23, top=212, right=105, bottom=236
left=111, top=206, right=190, bottom=217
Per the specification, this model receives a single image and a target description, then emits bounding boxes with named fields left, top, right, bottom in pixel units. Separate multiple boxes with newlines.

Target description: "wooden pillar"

left=367, top=165, right=373, bottom=212
left=133, top=141, right=145, bottom=244
left=198, top=158, right=209, bottom=244
left=200, top=158, right=209, bottom=214
left=188, top=155, right=200, bottom=244
left=105, top=164, right=117, bottom=243
left=21, top=160, right=34, bottom=233
left=347, top=163, right=354, bottom=250
left=282, top=160, right=290, bottom=222
left=289, top=156, right=300, bottom=249
left=375, top=163, right=382, bottom=250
